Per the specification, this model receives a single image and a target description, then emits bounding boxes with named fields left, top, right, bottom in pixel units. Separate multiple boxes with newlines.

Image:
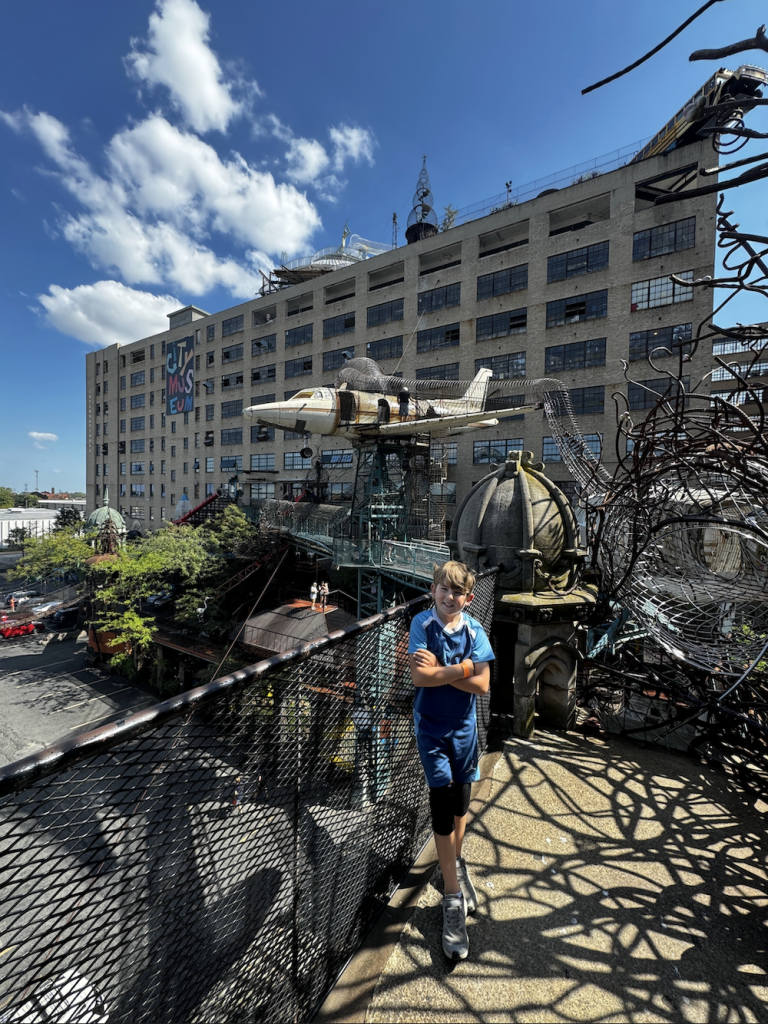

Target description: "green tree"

left=173, top=587, right=230, bottom=638
left=100, top=606, right=157, bottom=655
left=0, top=487, right=13, bottom=508
left=69, top=492, right=86, bottom=500
left=13, top=493, right=38, bottom=508
left=8, top=530, right=92, bottom=581
left=100, top=609, right=158, bottom=675
left=7, top=527, right=29, bottom=549
left=96, top=524, right=220, bottom=609
left=201, top=505, right=256, bottom=555
left=54, top=507, right=83, bottom=531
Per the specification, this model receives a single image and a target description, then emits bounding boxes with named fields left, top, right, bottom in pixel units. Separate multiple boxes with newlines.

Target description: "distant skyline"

left=1, top=0, right=766, bottom=490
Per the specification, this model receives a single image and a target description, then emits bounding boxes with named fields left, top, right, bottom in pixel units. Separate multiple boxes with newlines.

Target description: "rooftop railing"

left=453, top=137, right=652, bottom=227
left=0, top=571, right=497, bottom=1024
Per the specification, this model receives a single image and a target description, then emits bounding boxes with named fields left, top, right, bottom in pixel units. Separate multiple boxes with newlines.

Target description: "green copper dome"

left=86, top=487, right=126, bottom=532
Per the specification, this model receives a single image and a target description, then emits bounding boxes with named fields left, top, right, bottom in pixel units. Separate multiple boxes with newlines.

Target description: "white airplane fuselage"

left=244, top=385, right=500, bottom=440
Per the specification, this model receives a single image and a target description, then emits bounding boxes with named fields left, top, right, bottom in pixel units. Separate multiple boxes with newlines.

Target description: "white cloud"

left=279, top=123, right=374, bottom=189
left=9, top=109, right=320, bottom=297
left=262, top=114, right=292, bottom=143
left=38, top=280, right=181, bottom=347
left=0, top=6, right=382, bottom=347
left=330, top=125, right=375, bottom=171
left=29, top=432, right=58, bottom=442
left=0, top=110, right=21, bottom=131
left=125, top=0, right=254, bottom=133
left=285, top=137, right=330, bottom=185
left=106, top=116, right=320, bottom=254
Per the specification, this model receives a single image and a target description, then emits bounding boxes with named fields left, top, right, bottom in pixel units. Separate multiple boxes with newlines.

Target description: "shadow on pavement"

left=362, top=731, right=768, bottom=1023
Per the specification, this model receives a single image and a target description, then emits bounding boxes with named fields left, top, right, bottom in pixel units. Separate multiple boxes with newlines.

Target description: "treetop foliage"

left=8, top=530, right=92, bottom=582
left=0, top=488, right=38, bottom=508
left=200, top=505, right=257, bottom=555
left=54, top=506, right=83, bottom=530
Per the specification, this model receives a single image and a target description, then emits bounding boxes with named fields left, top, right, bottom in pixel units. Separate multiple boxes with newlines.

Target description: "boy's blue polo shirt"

left=409, top=609, right=495, bottom=788
left=408, top=609, right=494, bottom=722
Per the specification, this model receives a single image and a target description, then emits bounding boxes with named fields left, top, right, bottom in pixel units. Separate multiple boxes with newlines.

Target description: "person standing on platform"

left=409, top=561, right=494, bottom=962
left=310, top=581, right=318, bottom=611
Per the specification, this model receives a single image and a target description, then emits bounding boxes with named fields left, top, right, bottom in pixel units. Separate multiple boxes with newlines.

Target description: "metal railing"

left=0, top=571, right=498, bottom=1024
left=332, top=538, right=450, bottom=580
left=453, top=137, right=652, bottom=226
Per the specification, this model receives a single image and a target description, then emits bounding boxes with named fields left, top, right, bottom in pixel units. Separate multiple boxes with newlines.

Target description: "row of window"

left=105, top=321, right=700, bottom=437
left=121, top=354, right=696, bottom=443
left=159, top=236, right=688, bottom=379
left=233, top=278, right=697, bottom=387
left=244, top=481, right=353, bottom=501
left=109, top=328, right=699, bottom=443
left=101, top=429, right=608, bottom=486
left=103, top=268, right=701, bottom=410
left=97, top=216, right=698, bottom=380
left=170, top=217, right=693, bottom=345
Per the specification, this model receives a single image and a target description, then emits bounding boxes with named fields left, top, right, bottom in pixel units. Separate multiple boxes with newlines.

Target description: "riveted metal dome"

left=448, top=450, right=585, bottom=593
left=86, top=487, right=125, bottom=534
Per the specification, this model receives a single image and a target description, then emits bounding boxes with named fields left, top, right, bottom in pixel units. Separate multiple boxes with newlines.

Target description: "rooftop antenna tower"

left=405, top=156, right=439, bottom=245
left=392, top=212, right=398, bottom=249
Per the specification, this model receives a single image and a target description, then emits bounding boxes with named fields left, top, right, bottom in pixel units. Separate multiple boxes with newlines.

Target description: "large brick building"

left=85, top=137, right=720, bottom=528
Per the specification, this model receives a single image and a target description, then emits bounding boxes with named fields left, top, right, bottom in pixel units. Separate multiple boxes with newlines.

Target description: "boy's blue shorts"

left=413, top=711, right=479, bottom=788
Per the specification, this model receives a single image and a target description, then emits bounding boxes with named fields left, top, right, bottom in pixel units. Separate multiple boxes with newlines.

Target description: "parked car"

left=51, top=607, right=80, bottom=629
left=31, top=601, right=63, bottom=616
left=0, top=621, right=45, bottom=640
left=5, top=590, right=41, bottom=608
left=0, top=968, right=108, bottom=1023
left=146, top=591, right=173, bottom=607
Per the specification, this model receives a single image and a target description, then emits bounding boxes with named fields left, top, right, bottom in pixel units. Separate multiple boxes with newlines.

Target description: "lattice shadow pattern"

left=0, top=572, right=497, bottom=1024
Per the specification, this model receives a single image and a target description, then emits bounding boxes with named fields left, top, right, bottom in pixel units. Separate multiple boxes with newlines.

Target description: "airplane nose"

left=243, top=402, right=299, bottom=430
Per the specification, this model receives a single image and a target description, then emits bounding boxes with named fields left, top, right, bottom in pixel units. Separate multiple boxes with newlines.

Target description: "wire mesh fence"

left=0, top=571, right=497, bottom=1024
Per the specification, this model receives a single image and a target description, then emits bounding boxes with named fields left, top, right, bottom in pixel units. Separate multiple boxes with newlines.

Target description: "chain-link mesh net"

left=0, top=571, right=497, bottom=1024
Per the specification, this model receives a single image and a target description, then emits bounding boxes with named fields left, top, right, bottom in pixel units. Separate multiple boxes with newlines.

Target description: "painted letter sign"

left=166, top=336, right=194, bottom=415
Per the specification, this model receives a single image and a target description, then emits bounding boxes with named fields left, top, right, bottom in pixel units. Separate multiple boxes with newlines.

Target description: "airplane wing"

left=356, top=406, right=538, bottom=437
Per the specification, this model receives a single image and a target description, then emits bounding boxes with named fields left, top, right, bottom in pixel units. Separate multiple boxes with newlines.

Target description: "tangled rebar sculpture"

left=576, top=4, right=768, bottom=764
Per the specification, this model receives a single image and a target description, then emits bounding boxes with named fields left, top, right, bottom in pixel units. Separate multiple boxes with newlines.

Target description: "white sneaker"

left=456, top=857, right=478, bottom=914
left=442, top=892, right=468, bottom=960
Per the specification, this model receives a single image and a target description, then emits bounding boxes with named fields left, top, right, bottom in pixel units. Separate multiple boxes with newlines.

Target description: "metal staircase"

left=173, top=492, right=236, bottom=527
left=216, top=541, right=289, bottom=596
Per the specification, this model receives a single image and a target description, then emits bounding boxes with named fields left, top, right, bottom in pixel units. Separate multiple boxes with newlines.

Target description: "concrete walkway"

left=322, top=730, right=768, bottom=1023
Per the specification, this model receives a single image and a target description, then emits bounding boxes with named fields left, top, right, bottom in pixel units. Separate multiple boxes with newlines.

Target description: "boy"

left=409, top=561, right=494, bottom=961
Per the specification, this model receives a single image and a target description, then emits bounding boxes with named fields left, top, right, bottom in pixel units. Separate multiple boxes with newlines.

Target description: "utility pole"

left=34, top=469, right=39, bottom=493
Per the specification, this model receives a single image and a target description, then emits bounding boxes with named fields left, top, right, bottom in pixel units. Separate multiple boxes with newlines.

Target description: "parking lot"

left=0, top=631, right=155, bottom=766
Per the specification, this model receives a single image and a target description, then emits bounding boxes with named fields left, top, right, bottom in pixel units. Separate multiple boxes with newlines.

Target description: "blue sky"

left=1, top=0, right=766, bottom=492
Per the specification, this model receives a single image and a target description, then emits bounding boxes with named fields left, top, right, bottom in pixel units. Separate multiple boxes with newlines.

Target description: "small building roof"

left=236, top=600, right=356, bottom=653
left=167, top=305, right=210, bottom=328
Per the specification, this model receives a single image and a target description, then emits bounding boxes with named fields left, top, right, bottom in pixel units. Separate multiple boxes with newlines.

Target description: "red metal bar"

left=173, top=492, right=227, bottom=525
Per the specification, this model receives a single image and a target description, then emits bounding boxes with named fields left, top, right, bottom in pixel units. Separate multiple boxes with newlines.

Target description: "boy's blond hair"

left=433, top=560, right=476, bottom=595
